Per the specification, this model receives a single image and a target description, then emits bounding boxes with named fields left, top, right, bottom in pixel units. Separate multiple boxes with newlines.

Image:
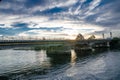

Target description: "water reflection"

left=0, top=49, right=51, bottom=75
left=47, top=52, right=70, bottom=67
left=0, top=46, right=120, bottom=80
left=71, top=49, right=77, bottom=66
left=35, top=50, right=51, bottom=68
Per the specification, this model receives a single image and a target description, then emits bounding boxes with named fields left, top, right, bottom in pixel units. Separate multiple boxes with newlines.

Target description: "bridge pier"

left=107, top=42, right=110, bottom=47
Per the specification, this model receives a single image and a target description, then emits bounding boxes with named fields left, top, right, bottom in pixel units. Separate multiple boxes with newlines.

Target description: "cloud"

left=0, top=0, right=120, bottom=38
left=18, top=29, right=70, bottom=39
left=11, top=22, right=29, bottom=28
left=16, top=22, right=103, bottom=39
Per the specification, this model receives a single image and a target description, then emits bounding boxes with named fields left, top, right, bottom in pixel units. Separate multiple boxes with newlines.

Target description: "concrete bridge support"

left=107, top=42, right=110, bottom=47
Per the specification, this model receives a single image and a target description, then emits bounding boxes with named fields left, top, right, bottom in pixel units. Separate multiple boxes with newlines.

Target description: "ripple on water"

left=30, top=51, right=120, bottom=80
left=0, top=49, right=120, bottom=80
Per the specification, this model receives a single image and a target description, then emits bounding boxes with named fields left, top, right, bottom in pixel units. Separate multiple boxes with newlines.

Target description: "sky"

left=0, top=0, right=120, bottom=39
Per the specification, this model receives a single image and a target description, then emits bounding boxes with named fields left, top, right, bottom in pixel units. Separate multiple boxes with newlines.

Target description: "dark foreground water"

left=0, top=47, right=120, bottom=80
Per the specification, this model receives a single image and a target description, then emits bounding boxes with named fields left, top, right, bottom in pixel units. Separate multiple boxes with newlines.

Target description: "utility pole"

left=110, top=32, right=112, bottom=39
left=102, top=33, right=104, bottom=39
left=1, top=36, right=3, bottom=40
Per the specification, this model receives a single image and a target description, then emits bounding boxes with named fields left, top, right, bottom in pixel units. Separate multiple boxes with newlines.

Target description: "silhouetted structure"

left=76, top=34, right=84, bottom=40
left=43, top=37, right=45, bottom=40
left=88, top=35, right=95, bottom=40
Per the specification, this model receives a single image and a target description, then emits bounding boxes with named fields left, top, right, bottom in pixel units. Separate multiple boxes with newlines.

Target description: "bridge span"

left=75, top=39, right=112, bottom=48
left=0, top=39, right=112, bottom=48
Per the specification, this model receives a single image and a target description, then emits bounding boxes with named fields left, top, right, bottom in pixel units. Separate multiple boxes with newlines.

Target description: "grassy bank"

left=34, top=44, right=70, bottom=53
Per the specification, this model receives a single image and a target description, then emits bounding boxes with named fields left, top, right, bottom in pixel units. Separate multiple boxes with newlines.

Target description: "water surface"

left=0, top=47, right=120, bottom=80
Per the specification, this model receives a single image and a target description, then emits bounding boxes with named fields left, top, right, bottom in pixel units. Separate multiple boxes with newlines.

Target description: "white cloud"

left=89, top=0, right=101, bottom=11
left=18, top=29, right=69, bottom=39
left=60, top=0, right=102, bottom=20
left=29, top=0, right=78, bottom=14
left=96, top=12, right=112, bottom=22
left=0, top=24, right=12, bottom=28
left=0, top=12, right=104, bottom=39
left=16, top=19, right=104, bottom=39
left=82, top=0, right=101, bottom=18
left=74, top=0, right=86, bottom=15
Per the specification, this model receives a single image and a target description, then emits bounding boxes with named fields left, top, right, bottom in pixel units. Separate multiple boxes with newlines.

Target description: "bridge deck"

left=0, top=39, right=112, bottom=46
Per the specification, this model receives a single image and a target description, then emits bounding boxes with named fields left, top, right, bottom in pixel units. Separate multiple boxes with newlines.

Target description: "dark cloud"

left=33, top=7, right=67, bottom=16
left=25, top=0, right=46, bottom=8
left=39, top=27, right=63, bottom=32
left=0, top=8, right=15, bottom=14
left=11, top=22, right=63, bottom=32
left=42, top=7, right=67, bottom=14
left=0, top=24, right=4, bottom=26
left=83, top=0, right=120, bottom=28
left=11, top=22, right=29, bottom=28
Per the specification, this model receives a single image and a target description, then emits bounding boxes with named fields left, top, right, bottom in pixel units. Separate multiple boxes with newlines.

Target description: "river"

left=0, top=46, right=120, bottom=80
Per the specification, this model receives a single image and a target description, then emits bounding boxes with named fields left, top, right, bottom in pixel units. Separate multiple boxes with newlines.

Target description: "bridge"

left=0, top=32, right=113, bottom=48
left=75, top=39, right=111, bottom=48
left=0, top=39, right=70, bottom=46
left=0, top=39, right=112, bottom=49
